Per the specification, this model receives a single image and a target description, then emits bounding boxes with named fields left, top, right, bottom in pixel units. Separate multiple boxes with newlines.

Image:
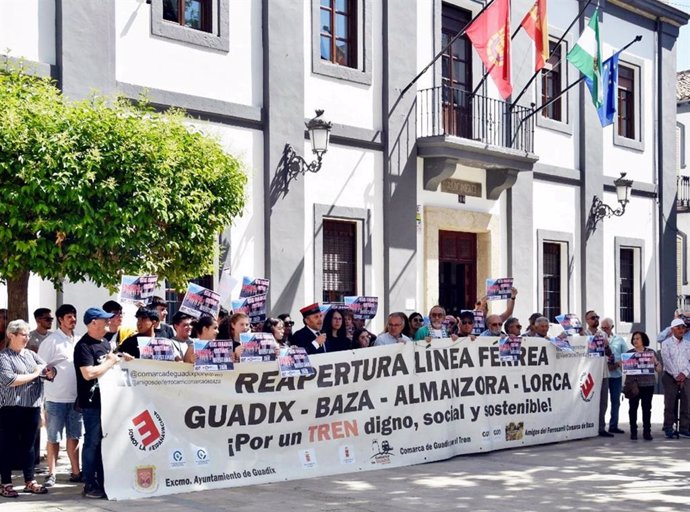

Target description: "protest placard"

left=485, top=278, right=513, bottom=300
left=119, top=275, right=158, bottom=304
left=555, top=314, right=582, bottom=335
left=621, top=351, right=657, bottom=375
left=193, top=339, right=234, bottom=371
left=179, top=283, right=221, bottom=319
left=239, top=277, right=270, bottom=298
left=344, top=296, right=379, bottom=320
left=587, top=333, right=606, bottom=357
left=499, top=335, right=522, bottom=362
left=277, top=345, right=315, bottom=377
left=231, top=294, right=267, bottom=323
left=136, top=337, right=176, bottom=361
left=239, top=332, right=278, bottom=363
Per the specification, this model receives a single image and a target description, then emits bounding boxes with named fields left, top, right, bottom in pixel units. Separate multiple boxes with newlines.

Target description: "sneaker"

left=43, top=474, right=56, bottom=488
left=664, top=428, right=675, bottom=439
left=678, top=431, right=690, bottom=438
left=82, top=486, right=106, bottom=499
left=598, top=430, right=614, bottom=438
left=609, top=427, right=625, bottom=434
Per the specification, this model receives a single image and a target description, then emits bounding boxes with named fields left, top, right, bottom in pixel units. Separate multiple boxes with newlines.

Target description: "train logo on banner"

left=129, top=409, right=166, bottom=452
left=578, top=372, right=596, bottom=402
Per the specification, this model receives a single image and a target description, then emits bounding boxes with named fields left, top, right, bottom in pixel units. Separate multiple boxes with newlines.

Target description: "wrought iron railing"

left=417, top=85, right=534, bottom=153
left=679, top=175, right=690, bottom=212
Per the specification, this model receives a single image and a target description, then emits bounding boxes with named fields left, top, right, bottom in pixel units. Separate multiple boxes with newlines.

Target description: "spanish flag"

left=520, top=0, right=549, bottom=71
left=465, top=0, right=512, bottom=99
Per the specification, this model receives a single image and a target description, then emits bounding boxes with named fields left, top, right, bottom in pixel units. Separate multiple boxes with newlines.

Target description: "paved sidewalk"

left=7, top=397, right=690, bottom=512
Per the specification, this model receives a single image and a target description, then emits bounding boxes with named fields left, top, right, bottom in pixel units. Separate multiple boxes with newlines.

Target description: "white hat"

left=670, top=318, right=686, bottom=329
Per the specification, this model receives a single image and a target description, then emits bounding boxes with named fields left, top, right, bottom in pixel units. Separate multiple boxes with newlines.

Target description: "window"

left=163, top=0, right=212, bottom=32
left=617, top=65, right=635, bottom=139
left=537, top=230, right=572, bottom=320
left=441, top=4, right=473, bottom=138
left=541, top=41, right=562, bottom=121
left=619, top=248, right=634, bottom=323
left=322, top=220, right=357, bottom=302
left=151, top=0, right=229, bottom=52
left=535, top=33, right=571, bottom=134
left=615, top=237, right=644, bottom=327
left=613, top=58, right=644, bottom=151
left=543, top=242, right=562, bottom=322
left=311, top=0, right=372, bottom=84
left=320, top=0, right=356, bottom=68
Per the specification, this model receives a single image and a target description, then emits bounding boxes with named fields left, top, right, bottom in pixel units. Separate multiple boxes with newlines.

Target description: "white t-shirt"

left=37, top=328, right=78, bottom=403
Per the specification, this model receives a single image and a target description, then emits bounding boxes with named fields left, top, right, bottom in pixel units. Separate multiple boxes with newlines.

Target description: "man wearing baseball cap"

left=73, top=307, right=133, bottom=498
left=290, top=303, right=328, bottom=355
left=661, top=318, right=690, bottom=438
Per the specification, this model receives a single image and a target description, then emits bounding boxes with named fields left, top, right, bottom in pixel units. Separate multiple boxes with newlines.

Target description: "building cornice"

left=608, top=0, right=690, bottom=27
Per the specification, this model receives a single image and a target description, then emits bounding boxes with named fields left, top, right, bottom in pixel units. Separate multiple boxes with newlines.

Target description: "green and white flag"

left=567, top=8, right=603, bottom=108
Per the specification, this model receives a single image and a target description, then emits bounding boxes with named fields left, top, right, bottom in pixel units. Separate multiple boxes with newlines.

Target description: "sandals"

left=1, top=484, right=18, bottom=498
left=22, top=480, right=48, bottom=494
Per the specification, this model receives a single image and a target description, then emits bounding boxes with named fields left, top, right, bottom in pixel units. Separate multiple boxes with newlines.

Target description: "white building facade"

left=0, top=0, right=687, bottom=338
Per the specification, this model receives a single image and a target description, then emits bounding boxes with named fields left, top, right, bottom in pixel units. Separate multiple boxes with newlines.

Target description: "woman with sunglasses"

left=277, top=314, right=294, bottom=345
left=408, top=312, right=424, bottom=339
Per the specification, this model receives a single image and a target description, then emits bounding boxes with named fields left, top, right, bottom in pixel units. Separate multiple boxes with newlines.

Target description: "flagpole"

left=510, top=0, right=594, bottom=108
left=509, top=34, right=642, bottom=148
left=396, top=0, right=496, bottom=102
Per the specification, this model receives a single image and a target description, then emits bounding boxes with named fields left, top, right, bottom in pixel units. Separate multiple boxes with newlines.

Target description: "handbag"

left=623, top=378, right=639, bottom=399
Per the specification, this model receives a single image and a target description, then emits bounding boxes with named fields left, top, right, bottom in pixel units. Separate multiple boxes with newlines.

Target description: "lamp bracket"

left=589, top=195, right=626, bottom=227
left=284, top=144, right=323, bottom=176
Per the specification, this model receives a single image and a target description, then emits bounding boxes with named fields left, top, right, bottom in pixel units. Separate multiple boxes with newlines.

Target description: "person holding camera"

left=0, top=319, right=56, bottom=498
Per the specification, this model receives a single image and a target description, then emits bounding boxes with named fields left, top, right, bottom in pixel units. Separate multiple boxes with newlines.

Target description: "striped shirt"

left=0, top=347, right=46, bottom=407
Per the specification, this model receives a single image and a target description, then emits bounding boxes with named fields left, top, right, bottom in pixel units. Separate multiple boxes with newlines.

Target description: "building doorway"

left=438, top=230, right=477, bottom=315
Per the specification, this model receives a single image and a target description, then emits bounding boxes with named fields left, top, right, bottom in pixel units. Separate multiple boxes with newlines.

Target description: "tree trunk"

left=7, top=270, right=30, bottom=322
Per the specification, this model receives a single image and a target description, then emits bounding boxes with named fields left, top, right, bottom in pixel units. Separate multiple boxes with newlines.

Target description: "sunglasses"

left=588, top=315, right=599, bottom=320
left=411, top=318, right=423, bottom=323
left=284, top=321, right=295, bottom=326
left=461, top=320, right=474, bottom=325
left=489, top=323, right=501, bottom=327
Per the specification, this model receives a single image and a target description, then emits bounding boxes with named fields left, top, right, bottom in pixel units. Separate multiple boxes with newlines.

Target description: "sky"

left=673, top=3, right=690, bottom=71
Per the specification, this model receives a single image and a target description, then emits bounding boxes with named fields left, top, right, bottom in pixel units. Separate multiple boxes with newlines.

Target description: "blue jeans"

left=608, top=377, right=622, bottom=429
left=81, top=408, right=103, bottom=489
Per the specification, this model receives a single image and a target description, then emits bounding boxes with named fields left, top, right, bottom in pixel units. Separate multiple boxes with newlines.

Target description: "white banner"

left=100, top=338, right=603, bottom=500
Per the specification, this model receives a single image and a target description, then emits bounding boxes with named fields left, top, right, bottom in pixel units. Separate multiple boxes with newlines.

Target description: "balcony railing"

left=679, top=175, right=690, bottom=212
left=417, top=85, right=534, bottom=153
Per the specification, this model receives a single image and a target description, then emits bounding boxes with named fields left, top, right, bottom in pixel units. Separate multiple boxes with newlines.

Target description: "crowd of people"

left=1, top=294, right=690, bottom=500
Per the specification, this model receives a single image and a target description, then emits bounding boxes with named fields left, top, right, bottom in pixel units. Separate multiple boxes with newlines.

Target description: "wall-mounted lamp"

left=589, top=172, right=634, bottom=227
left=285, top=110, right=332, bottom=176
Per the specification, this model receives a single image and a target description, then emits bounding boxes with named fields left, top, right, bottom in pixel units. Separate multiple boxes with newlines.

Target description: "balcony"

left=416, top=84, right=538, bottom=198
left=679, top=175, right=690, bottom=213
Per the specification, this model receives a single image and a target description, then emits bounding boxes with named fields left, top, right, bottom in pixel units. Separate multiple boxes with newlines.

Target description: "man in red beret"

left=290, top=303, right=328, bottom=355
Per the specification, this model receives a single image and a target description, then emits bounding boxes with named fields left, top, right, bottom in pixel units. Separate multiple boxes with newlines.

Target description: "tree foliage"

left=0, top=64, right=247, bottom=315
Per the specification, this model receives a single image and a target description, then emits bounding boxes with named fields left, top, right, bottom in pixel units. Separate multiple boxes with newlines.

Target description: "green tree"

left=0, top=64, right=246, bottom=321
